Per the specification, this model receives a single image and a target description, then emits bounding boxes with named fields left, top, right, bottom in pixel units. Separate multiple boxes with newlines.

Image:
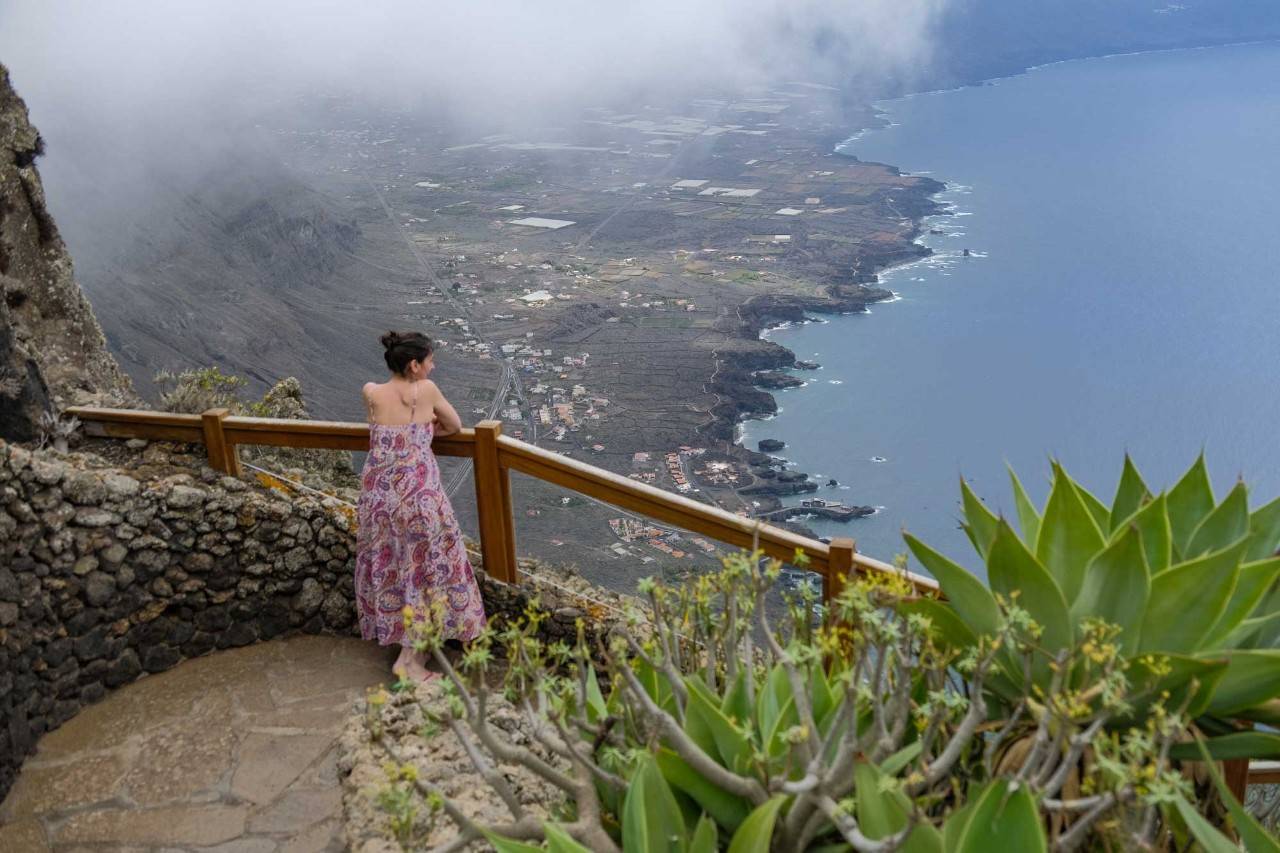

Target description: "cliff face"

left=0, top=64, right=133, bottom=441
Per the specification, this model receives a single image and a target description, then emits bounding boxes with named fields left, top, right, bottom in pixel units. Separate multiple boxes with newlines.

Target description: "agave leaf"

left=1110, top=454, right=1152, bottom=533
left=810, top=664, right=836, bottom=727
left=480, top=830, right=545, bottom=853
left=623, top=753, right=687, bottom=853
left=898, top=598, right=979, bottom=650
left=656, top=748, right=752, bottom=832
left=1172, top=795, right=1243, bottom=853
left=1008, top=465, right=1041, bottom=545
left=1191, top=738, right=1280, bottom=853
left=1238, top=699, right=1280, bottom=726
left=1202, top=557, right=1280, bottom=649
left=1203, top=650, right=1280, bottom=716
left=1223, top=611, right=1280, bottom=650
left=686, top=678, right=754, bottom=775
left=756, top=663, right=792, bottom=745
left=1246, top=494, right=1280, bottom=562
left=1115, top=493, right=1173, bottom=574
left=1071, top=524, right=1149, bottom=655
left=905, top=534, right=1001, bottom=640
left=688, top=815, right=719, bottom=853
left=1170, top=731, right=1280, bottom=762
left=544, top=823, right=594, bottom=853
left=1166, top=454, right=1215, bottom=558
left=1187, top=481, right=1250, bottom=559
left=855, top=761, right=907, bottom=840
left=1127, top=654, right=1228, bottom=720
left=989, top=520, right=1072, bottom=656
left=585, top=666, right=607, bottom=724
left=1139, top=540, right=1245, bottom=653
left=942, top=779, right=1046, bottom=853
left=960, top=478, right=999, bottom=557
left=726, top=796, right=787, bottom=853
left=1036, top=465, right=1106, bottom=602
left=880, top=741, right=924, bottom=776
left=682, top=676, right=721, bottom=758
left=764, top=695, right=798, bottom=760
left=1075, top=481, right=1113, bottom=535
left=721, top=669, right=751, bottom=728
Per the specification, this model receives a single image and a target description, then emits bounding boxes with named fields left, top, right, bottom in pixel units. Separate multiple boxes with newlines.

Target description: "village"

left=265, top=82, right=941, bottom=579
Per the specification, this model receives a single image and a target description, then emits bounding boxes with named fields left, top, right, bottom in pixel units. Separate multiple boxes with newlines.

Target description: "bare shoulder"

left=361, top=381, right=381, bottom=400
left=417, top=379, right=442, bottom=397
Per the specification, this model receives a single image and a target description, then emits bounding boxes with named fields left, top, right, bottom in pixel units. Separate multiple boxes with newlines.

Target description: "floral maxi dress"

left=355, top=414, right=486, bottom=646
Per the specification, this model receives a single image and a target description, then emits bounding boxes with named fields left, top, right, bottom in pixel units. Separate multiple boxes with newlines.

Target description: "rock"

left=74, top=507, right=118, bottom=528
left=99, top=542, right=128, bottom=566
left=104, top=648, right=141, bottom=688
left=321, top=591, right=352, bottom=629
left=0, top=567, right=18, bottom=601
left=166, top=485, right=205, bottom=509
left=64, top=472, right=106, bottom=505
left=84, top=572, right=115, bottom=607
left=102, top=473, right=140, bottom=500
left=295, top=578, right=324, bottom=616
left=142, top=645, right=181, bottom=673
left=125, top=438, right=149, bottom=450
left=757, top=439, right=786, bottom=452
left=0, top=601, right=18, bottom=626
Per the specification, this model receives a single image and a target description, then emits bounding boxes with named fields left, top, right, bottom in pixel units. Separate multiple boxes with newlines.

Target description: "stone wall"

left=0, top=439, right=361, bottom=800
left=0, top=437, right=636, bottom=804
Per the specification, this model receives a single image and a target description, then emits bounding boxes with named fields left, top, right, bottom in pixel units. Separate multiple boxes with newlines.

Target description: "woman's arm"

left=427, top=381, right=463, bottom=436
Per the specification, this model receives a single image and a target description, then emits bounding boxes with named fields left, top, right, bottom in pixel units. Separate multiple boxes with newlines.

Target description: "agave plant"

left=905, top=455, right=1280, bottom=760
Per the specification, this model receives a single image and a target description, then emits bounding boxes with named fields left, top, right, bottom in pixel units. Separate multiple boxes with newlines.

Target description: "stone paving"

left=0, top=636, right=395, bottom=852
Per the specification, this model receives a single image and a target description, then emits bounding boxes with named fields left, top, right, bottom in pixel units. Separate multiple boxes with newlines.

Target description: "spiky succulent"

left=906, top=455, right=1280, bottom=760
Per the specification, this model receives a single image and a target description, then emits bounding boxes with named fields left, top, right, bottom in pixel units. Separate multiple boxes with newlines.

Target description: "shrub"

left=909, top=456, right=1280, bottom=763
left=362, top=547, right=1269, bottom=851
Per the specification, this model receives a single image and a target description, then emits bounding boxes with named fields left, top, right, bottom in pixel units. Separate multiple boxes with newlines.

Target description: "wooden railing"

left=66, top=406, right=938, bottom=600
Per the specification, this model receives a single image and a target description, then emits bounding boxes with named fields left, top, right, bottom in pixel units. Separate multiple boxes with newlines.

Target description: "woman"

left=356, top=330, right=486, bottom=681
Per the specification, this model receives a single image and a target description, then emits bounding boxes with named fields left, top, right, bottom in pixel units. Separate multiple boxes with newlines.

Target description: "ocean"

left=742, top=41, right=1280, bottom=572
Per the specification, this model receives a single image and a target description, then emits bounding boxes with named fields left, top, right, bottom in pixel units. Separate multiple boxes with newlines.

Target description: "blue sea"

left=743, top=41, right=1280, bottom=571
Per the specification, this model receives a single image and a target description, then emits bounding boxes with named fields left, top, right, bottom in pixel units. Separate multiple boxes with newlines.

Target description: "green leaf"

left=989, top=520, right=1072, bottom=655
left=1071, top=524, right=1150, bottom=654
left=1203, top=557, right=1280, bottom=649
left=622, top=753, right=687, bottom=853
left=810, top=663, right=836, bottom=726
left=1126, top=654, right=1228, bottom=720
left=585, top=666, right=607, bottom=723
left=1192, top=738, right=1280, bottom=853
left=855, top=761, right=907, bottom=840
left=1188, top=481, right=1250, bottom=558
left=726, top=795, right=787, bottom=853
left=960, top=478, right=999, bottom=557
left=1170, top=731, right=1280, bottom=761
left=1075, top=481, right=1113, bottom=535
left=1119, top=493, right=1173, bottom=573
left=898, top=599, right=979, bottom=650
left=544, top=823, right=594, bottom=853
left=1204, top=650, right=1280, bottom=716
left=1139, top=540, right=1245, bottom=653
left=1110, top=454, right=1152, bottom=533
left=942, top=779, right=1046, bottom=853
left=756, top=663, right=792, bottom=745
left=1167, top=454, right=1215, bottom=558
left=686, top=678, right=754, bottom=776
left=1035, top=465, right=1106, bottom=602
left=1246, top=494, right=1280, bottom=562
left=656, top=748, right=752, bottom=832
left=688, top=815, right=719, bottom=853
left=1172, top=795, right=1243, bottom=853
left=905, top=534, right=1001, bottom=640
left=1223, top=610, right=1280, bottom=650
left=880, top=740, right=924, bottom=776
left=1008, top=465, right=1041, bottom=544
left=721, top=669, right=751, bottom=728
left=480, top=829, right=546, bottom=853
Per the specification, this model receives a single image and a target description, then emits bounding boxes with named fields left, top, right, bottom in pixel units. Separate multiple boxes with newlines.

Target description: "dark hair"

left=380, top=331, right=433, bottom=375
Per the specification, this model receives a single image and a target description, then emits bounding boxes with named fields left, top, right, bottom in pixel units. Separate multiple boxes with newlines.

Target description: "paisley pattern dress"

left=355, top=386, right=486, bottom=646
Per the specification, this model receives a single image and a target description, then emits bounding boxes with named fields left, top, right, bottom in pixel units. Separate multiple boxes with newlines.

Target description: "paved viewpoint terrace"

left=0, top=636, right=393, bottom=852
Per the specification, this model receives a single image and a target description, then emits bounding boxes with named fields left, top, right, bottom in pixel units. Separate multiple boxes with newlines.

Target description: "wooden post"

left=825, top=537, right=856, bottom=603
left=201, top=408, right=242, bottom=477
left=1224, top=758, right=1250, bottom=804
left=473, top=420, right=518, bottom=584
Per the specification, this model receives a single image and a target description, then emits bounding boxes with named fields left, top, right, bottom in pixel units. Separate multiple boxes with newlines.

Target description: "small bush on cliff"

left=154, top=367, right=356, bottom=488
left=361, top=548, right=1268, bottom=851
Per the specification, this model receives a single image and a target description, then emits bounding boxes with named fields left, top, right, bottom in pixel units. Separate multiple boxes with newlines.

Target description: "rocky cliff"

left=0, top=64, right=133, bottom=441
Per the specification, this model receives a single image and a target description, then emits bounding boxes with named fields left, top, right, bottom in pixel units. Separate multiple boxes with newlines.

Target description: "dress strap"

left=410, top=381, right=418, bottom=422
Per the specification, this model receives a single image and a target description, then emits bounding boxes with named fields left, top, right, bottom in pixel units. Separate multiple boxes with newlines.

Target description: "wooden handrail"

left=65, top=406, right=938, bottom=597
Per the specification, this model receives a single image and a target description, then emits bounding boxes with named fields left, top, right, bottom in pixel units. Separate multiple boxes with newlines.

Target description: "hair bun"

left=380, top=331, right=403, bottom=350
